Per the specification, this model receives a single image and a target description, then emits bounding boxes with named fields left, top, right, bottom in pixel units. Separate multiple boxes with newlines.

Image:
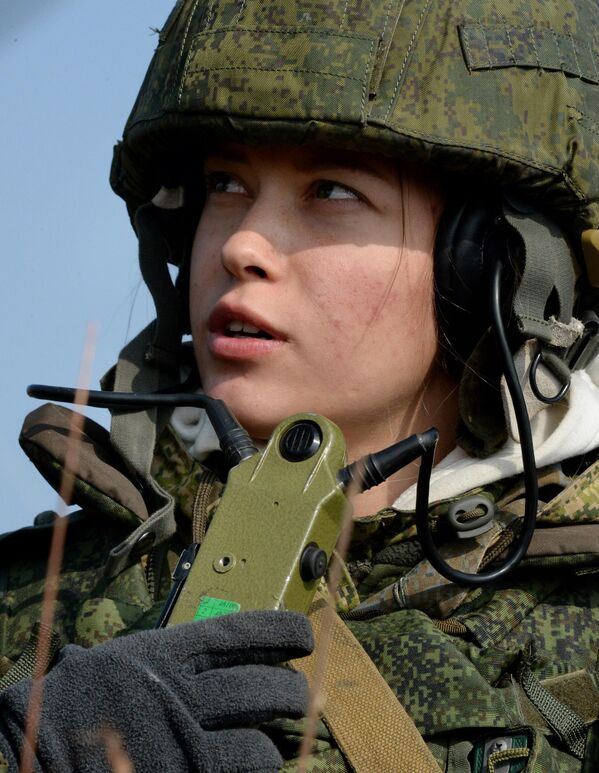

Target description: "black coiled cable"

left=414, top=257, right=538, bottom=585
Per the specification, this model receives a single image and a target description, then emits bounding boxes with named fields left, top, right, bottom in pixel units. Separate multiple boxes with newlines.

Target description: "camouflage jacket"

left=1, top=404, right=599, bottom=772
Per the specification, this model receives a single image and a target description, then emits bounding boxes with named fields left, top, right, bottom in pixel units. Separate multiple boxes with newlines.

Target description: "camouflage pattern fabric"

left=1, top=419, right=598, bottom=771
left=112, top=0, right=599, bottom=236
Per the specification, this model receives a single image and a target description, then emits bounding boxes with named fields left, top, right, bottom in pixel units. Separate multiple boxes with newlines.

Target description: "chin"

left=229, top=407, right=291, bottom=441
left=202, top=383, right=290, bottom=439
left=201, top=372, right=340, bottom=440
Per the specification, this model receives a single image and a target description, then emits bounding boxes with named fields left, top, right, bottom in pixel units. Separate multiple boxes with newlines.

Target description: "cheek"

left=395, top=265, right=438, bottom=372
left=188, top=261, right=206, bottom=335
left=296, top=264, right=380, bottom=365
left=301, top=252, right=389, bottom=325
left=395, top=259, right=437, bottom=341
left=188, top=222, right=221, bottom=327
left=340, top=252, right=438, bottom=379
left=306, top=248, right=435, bottom=343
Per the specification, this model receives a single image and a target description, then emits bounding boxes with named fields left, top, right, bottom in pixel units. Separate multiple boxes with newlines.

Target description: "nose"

left=220, top=207, right=287, bottom=282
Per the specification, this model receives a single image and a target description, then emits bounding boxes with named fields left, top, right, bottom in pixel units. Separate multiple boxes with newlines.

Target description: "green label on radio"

left=194, top=596, right=241, bottom=620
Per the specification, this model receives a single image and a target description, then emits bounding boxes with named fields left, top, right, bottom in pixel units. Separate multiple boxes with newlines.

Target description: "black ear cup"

left=434, top=195, right=518, bottom=377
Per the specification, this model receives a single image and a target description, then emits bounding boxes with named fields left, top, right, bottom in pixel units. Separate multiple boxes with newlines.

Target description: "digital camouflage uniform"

left=1, top=408, right=598, bottom=771
left=2, top=0, right=599, bottom=770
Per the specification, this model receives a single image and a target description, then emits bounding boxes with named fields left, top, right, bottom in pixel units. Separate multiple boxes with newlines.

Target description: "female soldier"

left=1, top=0, right=599, bottom=770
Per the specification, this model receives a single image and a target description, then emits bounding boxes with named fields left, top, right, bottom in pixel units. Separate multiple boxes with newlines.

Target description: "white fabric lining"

left=170, top=353, right=599, bottom=513
left=394, top=359, right=599, bottom=511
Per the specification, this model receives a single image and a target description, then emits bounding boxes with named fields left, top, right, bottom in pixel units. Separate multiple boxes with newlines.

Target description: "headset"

left=427, top=195, right=539, bottom=584
left=434, top=193, right=523, bottom=377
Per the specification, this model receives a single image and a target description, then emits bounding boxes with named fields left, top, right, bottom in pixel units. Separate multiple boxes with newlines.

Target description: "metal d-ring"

left=529, top=348, right=570, bottom=404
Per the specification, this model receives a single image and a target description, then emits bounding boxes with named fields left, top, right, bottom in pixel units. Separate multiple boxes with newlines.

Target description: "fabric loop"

left=503, top=198, right=578, bottom=348
left=518, top=665, right=588, bottom=759
left=108, top=323, right=178, bottom=578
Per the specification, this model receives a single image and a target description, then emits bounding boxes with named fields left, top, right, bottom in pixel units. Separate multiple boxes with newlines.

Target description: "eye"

left=314, top=181, right=360, bottom=201
left=205, top=172, right=246, bottom=195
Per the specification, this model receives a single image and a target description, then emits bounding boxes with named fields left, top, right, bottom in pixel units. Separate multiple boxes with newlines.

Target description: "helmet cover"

left=112, top=0, right=599, bottom=237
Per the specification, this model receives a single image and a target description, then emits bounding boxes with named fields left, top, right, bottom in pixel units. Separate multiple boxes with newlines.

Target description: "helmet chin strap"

left=106, top=201, right=189, bottom=578
left=135, top=200, right=188, bottom=369
left=110, top=201, right=189, bottom=466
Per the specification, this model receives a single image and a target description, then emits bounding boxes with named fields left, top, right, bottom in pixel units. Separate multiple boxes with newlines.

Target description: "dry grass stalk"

left=101, top=727, right=135, bottom=773
left=20, top=324, right=97, bottom=773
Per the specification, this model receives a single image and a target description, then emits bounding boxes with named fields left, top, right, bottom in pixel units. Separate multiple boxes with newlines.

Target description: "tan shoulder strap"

left=294, top=595, right=442, bottom=773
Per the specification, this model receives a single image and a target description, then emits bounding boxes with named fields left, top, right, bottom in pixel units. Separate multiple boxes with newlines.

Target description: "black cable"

left=414, top=258, right=539, bottom=585
left=27, top=385, right=258, bottom=468
left=338, top=429, right=439, bottom=492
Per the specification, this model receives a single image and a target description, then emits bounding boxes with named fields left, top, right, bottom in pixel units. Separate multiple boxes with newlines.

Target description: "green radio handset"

left=159, top=412, right=438, bottom=625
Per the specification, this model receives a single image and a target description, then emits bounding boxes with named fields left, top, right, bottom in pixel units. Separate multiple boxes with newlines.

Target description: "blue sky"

left=2, top=0, right=175, bottom=532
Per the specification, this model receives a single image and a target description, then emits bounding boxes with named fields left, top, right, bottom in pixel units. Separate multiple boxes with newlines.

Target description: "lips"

left=206, top=302, right=286, bottom=360
left=208, top=303, right=285, bottom=341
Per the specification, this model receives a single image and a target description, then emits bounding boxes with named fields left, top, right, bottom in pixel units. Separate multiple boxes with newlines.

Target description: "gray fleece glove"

left=0, top=610, right=312, bottom=772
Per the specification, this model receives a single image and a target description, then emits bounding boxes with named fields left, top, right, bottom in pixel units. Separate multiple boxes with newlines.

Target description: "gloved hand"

left=0, top=610, right=312, bottom=772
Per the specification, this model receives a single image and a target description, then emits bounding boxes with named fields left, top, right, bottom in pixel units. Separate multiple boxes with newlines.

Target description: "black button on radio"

left=280, top=421, right=322, bottom=461
left=300, top=544, right=328, bottom=581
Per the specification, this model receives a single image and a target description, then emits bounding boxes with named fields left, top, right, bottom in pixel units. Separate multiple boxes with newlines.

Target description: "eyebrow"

left=293, top=151, right=394, bottom=184
left=205, top=145, right=395, bottom=185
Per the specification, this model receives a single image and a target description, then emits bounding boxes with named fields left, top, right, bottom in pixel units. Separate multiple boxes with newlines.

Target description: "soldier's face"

left=189, top=143, right=444, bottom=446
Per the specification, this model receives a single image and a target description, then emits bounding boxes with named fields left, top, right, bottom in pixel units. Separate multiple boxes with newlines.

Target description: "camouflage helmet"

left=109, top=0, right=599, bottom=456
left=112, top=0, right=599, bottom=233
